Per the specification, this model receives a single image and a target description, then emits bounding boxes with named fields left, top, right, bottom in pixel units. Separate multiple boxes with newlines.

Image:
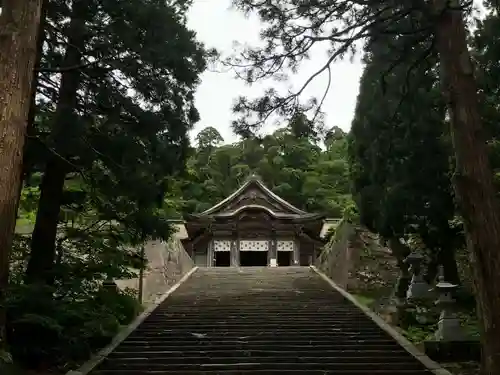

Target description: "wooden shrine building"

left=182, top=175, right=326, bottom=267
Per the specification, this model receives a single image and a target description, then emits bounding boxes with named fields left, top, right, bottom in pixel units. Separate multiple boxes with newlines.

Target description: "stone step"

left=85, top=267, right=435, bottom=374
left=125, top=336, right=391, bottom=344
left=121, top=339, right=397, bottom=348
left=96, top=361, right=426, bottom=371
left=151, top=306, right=365, bottom=311
left=114, top=341, right=403, bottom=349
left=135, top=314, right=380, bottom=321
left=139, top=320, right=377, bottom=325
left=93, top=370, right=432, bottom=375
left=101, top=355, right=420, bottom=365
left=131, top=327, right=385, bottom=333
left=108, top=349, right=413, bottom=358
left=128, top=327, right=388, bottom=334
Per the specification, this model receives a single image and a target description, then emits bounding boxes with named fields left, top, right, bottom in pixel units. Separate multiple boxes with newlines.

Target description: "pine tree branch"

left=36, top=59, right=102, bottom=73
left=228, top=1, right=440, bottom=134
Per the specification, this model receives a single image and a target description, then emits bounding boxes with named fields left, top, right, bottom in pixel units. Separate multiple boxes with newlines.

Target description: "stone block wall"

left=116, top=224, right=194, bottom=306
left=315, top=221, right=398, bottom=305
left=315, top=220, right=356, bottom=288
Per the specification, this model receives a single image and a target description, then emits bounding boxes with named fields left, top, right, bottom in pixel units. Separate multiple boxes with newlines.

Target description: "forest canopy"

left=179, top=116, right=352, bottom=218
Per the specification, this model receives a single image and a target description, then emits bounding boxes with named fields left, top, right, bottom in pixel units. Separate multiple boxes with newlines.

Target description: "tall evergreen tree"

left=227, top=1, right=500, bottom=371
left=348, top=16, right=459, bottom=289
left=22, top=0, right=207, bottom=285
left=0, top=0, right=44, bottom=353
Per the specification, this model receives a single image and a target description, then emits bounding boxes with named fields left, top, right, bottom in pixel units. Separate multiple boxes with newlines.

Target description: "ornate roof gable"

left=197, top=175, right=308, bottom=217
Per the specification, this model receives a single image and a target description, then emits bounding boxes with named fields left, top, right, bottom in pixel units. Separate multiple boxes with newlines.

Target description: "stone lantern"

left=433, top=268, right=467, bottom=341
left=404, top=249, right=430, bottom=301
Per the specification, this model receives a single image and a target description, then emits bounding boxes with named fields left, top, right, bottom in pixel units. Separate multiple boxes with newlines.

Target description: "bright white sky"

left=186, top=0, right=364, bottom=144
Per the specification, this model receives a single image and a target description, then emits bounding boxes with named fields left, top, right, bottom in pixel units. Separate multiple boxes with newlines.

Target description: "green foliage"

left=348, top=24, right=454, bottom=242
left=323, top=226, right=338, bottom=244
left=6, top=0, right=209, bottom=369
left=473, top=8, right=500, bottom=192
left=346, top=10, right=463, bottom=287
left=20, top=0, right=211, bottom=285
left=7, top=0, right=499, bottom=371
left=403, top=325, right=435, bottom=344
left=0, top=350, right=12, bottom=365
left=183, top=116, right=352, bottom=217
left=342, top=200, right=359, bottom=223
left=6, top=283, right=141, bottom=369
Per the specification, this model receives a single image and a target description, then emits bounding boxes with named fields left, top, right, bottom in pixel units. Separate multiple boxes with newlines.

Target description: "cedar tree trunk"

left=433, top=1, right=500, bottom=373
left=25, top=1, right=85, bottom=284
left=0, top=0, right=44, bottom=350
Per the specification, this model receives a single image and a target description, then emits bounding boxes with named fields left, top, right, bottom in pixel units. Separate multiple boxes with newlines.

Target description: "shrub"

left=6, top=283, right=141, bottom=370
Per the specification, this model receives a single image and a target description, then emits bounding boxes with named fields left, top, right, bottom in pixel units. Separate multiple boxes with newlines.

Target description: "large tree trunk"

left=14, top=2, right=47, bottom=220
left=433, top=1, right=500, bottom=374
left=23, top=1, right=47, bottom=178
left=0, top=0, right=44, bottom=350
left=25, top=1, right=86, bottom=285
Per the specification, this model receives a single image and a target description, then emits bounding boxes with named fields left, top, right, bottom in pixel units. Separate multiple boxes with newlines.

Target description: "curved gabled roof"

left=197, top=174, right=309, bottom=217
left=211, top=204, right=323, bottom=220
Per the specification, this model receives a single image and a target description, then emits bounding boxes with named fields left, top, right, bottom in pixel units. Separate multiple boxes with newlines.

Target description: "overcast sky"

left=186, top=0, right=364, bottom=144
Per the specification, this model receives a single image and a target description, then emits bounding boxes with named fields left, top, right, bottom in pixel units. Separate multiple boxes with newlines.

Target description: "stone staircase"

left=88, top=267, right=436, bottom=374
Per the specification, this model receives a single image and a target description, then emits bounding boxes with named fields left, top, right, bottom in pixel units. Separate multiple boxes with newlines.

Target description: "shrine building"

left=181, top=175, right=327, bottom=267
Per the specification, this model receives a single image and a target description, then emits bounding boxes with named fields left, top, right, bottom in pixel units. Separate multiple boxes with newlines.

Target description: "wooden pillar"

left=268, top=235, right=277, bottom=267
left=234, top=224, right=240, bottom=267
left=273, top=234, right=278, bottom=260
left=311, top=243, right=316, bottom=265
left=208, top=239, right=214, bottom=267
left=267, top=239, right=272, bottom=266
left=236, top=236, right=240, bottom=266
left=293, top=239, right=300, bottom=265
left=230, top=237, right=238, bottom=267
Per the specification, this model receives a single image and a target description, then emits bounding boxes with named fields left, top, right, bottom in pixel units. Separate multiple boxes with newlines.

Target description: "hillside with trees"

left=180, top=115, right=352, bottom=218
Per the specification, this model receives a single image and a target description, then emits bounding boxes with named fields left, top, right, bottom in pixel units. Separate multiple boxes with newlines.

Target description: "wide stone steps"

left=89, top=267, right=434, bottom=374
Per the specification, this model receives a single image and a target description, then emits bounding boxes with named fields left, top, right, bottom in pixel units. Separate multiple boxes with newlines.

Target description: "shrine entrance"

left=277, top=251, right=292, bottom=266
left=239, top=239, right=269, bottom=267
left=182, top=175, right=326, bottom=268
left=277, top=240, right=294, bottom=266
left=213, top=240, right=231, bottom=267
left=214, top=251, right=230, bottom=267
left=240, top=251, right=268, bottom=266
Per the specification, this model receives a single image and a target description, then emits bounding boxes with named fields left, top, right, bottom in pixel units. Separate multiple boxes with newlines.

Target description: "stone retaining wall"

left=116, top=225, right=194, bottom=305
left=315, top=221, right=398, bottom=306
